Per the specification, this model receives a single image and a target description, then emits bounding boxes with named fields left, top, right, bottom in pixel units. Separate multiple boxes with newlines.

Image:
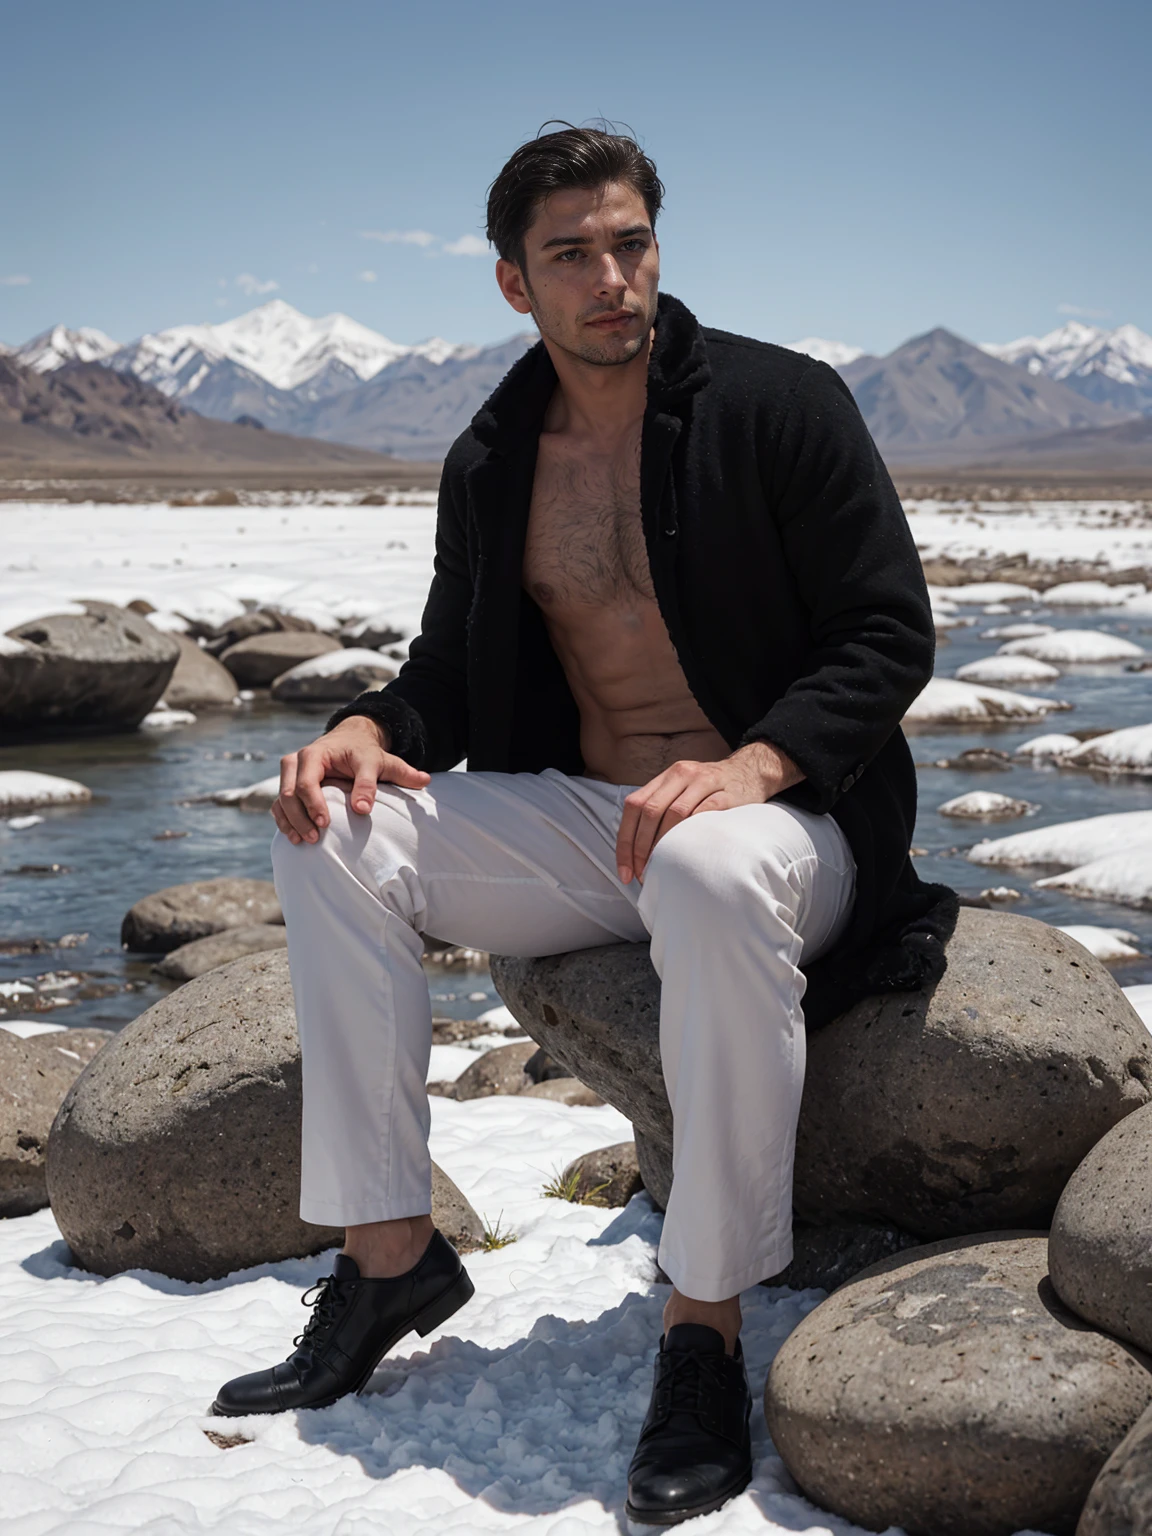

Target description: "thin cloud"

left=1057, top=302, right=1110, bottom=319
left=442, top=234, right=489, bottom=257
left=360, top=229, right=437, bottom=247
left=236, top=273, right=279, bottom=296
left=357, top=270, right=377, bottom=283
left=0, top=274, right=31, bottom=286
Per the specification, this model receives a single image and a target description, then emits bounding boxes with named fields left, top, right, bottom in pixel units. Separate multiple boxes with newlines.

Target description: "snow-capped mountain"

left=981, top=323, right=1152, bottom=416
left=14, top=324, right=121, bottom=372
left=781, top=336, right=866, bottom=369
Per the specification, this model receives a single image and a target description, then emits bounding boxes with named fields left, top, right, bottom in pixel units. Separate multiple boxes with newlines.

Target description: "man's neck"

left=539, top=327, right=653, bottom=440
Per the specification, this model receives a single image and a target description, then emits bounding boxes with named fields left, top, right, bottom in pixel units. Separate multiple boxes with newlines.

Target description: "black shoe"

left=211, top=1230, right=474, bottom=1416
left=625, top=1323, right=753, bottom=1526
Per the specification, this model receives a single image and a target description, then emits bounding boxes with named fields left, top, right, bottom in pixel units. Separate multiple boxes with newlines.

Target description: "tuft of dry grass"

left=541, top=1166, right=612, bottom=1206
left=480, top=1215, right=518, bottom=1251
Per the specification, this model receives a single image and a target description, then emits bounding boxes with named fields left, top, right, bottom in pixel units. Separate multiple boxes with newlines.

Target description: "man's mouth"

left=585, top=310, right=638, bottom=331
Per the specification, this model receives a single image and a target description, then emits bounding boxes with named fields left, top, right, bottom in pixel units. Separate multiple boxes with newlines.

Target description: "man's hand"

left=615, top=741, right=803, bottom=883
left=273, top=717, right=430, bottom=845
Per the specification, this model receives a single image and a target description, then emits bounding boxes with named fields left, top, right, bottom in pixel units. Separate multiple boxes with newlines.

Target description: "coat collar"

left=469, top=292, right=712, bottom=454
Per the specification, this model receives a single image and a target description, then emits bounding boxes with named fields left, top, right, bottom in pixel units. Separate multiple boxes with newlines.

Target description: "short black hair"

left=486, top=122, right=663, bottom=267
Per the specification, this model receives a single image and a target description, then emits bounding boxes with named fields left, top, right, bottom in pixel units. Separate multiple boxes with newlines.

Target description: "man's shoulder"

left=439, top=428, right=488, bottom=489
left=701, top=325, right=845, bottom=398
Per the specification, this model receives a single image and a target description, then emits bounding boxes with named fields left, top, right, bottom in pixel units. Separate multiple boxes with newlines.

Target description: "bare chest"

left=523, top=435, right=654, bottom=609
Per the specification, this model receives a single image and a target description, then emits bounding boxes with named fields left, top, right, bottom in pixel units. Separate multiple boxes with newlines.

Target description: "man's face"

left=496, top=180, right=660, bottom=367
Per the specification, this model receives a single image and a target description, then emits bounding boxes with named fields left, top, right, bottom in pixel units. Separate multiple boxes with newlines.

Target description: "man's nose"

left=592, top=252, right=627, bottom=293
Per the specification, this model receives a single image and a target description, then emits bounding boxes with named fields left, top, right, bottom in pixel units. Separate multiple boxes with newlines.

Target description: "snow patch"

left=969, top=809, right=1152, bottom=868
left=904, top=677, right=1066, bottom=725
left=0, top=771, right=91, bottom=811
left=1013, top=733, right=1082, bottom=758
left=998, top=629, right=1145, bottom=664
left=954, top=655, right=1061, bottom=686
left=937, top=791, right=1036, bottom=819
left=1057, top=925, right=1142, bottom=961
left=1061, top=724, right=1152, bottom=775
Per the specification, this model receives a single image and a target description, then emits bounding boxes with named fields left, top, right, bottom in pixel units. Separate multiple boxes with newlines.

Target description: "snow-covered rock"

left=998, top=629, right=1145, bottom=664
left=903, top=677, right=1067, bottom=725
left=139, top=705, right=196, bottom=729
left=269, top=646, right=395, bottom=703
left=1014, top=733, right=1082, bottom=758
left=1037, top=855, right=1152, bottom=911
left=981, top=623, right=1056, bottom=641
left=0, top=771, right=91, bottom=811
left=945, top=582, right=1038, bottom=605
left=938, top=791, right=1037, bottom=819
left=955, top=655, right=1062, bottom=686
left=1041, top=581, right=1145, bottom=606
left=969, top=810, right=1152, bottom=869
left=1057, top=926, right=1143, bottom=962
left=6, top=815, right=43, bottom=830
left=1061, top=724, right=1152, bottom=775
left=207, top=775, right=281, bottom=812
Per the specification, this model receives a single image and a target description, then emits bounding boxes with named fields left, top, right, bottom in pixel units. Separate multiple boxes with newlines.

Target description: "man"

left=213, top=126, right=945, bottom=1525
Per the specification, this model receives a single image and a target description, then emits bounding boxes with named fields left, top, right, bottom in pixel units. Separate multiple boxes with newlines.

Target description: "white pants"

left=271, top=768, right=855, bottom=1302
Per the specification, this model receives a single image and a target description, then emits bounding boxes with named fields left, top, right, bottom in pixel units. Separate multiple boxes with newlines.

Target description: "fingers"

left=293, top=744, right=335, bottom=834
left=617, top=763, right=692, bottom=883
left=380, top=754, right=431, bottom=792
left=277, top=751, right=318, bottom=843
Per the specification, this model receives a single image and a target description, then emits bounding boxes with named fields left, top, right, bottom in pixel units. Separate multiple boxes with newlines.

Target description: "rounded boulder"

left=765, top=1234, right=1152, bottom=1536
left=154, top=923, right=288, bottom=982
left=161, top=633, right=239, bottom=709
left=1, top=1028, right=85, bottom=1216
left=46, top=950, right=482, bottom=1281
left=1050, top=1101, right=1152, bottom=1356
left=121, top=877, right=283, bottom=953
left=218, top=631, right=341, bottom=687
left=493, top=910, right=1152, bottom=1239
left=1, top=601, right=179, bottom=736
left=1078, top=1402, right=1152, bottom=1535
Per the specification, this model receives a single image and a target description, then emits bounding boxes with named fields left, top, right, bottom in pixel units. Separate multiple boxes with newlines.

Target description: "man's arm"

left=271, top=446, right=475, bottom=842
left=741, top=359, right=935, bottom=813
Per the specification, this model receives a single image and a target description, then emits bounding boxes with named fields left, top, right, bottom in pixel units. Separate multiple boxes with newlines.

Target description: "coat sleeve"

left=325, top=447, right=473, bottom=771
left=739, top=359, right=934, bottom=815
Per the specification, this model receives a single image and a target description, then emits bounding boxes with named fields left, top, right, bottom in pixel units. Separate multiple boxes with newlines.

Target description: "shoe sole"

left=624, top=1470, right=752, bottom=1526
left=210, top=1265, right=476, bottom=1417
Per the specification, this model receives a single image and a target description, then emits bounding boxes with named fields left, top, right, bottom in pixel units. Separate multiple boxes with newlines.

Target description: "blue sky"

left=3, top=0, right=1148, bottom=354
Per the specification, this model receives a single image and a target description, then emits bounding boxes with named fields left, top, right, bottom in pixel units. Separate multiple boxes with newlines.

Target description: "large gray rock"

left=1, top=601, right=179, bottom=736
left=765, top=1220, right=923, bottom=1292
left=218, top=631, right=341, bottom=687
left=121, top=878, right=283, bottom=953
left=161, top=634, right=239, bottom=709
left=154, top=923, right=288, bottom=982
left=1051, top=1101, right=1152, bottom=1356
left=269, top=649, right=395, bottom=703
left=493, top=911, right=1152, bottom=1239
left=1, top=1029, right=85, bottom=1216
left=453, top=1040, right=540, bottom=1100
left=46, top=950, right=483, bottom=1280
left=765, top=1234, right=1152, bottom=1536
left=34, top=1027, right=115, bottom=1067
left=1078, top=1402, right=1152, bottom=1534
left=560, top=1142, right=643, bottom=1207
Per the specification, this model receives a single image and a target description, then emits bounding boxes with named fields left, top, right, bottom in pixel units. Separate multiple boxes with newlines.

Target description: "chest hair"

left=526, top=438, right=655, bottom=608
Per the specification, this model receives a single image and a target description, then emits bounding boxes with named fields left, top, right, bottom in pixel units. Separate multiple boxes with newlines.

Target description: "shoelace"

left=652, top=1351, right=746, bottom=1443
left=292, top=1275, right=349, bottom=1351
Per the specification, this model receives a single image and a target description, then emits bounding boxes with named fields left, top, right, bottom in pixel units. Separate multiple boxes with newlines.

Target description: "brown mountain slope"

left=839, top=328, right=1124, bottom=455
left=0, top=356, right=404, bottom=468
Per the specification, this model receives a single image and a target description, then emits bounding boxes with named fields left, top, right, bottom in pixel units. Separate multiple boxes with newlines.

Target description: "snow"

left=954, top=655, right=1061, bottom=685
left=968, top=809, right=1152, bottom=868
left=6, top=815, right=43, bottom=831
left=1013, top=733, right=1081, bottom=758
left=980, top=623, right=1055, bottom=641
left=0, top=1094, right=840, bottom=1536
left=274, top=647, right=392, bottom=681
left=937, top=791, right=1035, bottom=819
left=1061, top=724, right=1152, bottom=774
left=779, top=336, right=865, bottom=368
left=0, top=500, right=440, bottom=643
left=998, top=629, right=1145, bottom=664
left=1125, top=984, right=1152, bottom=1030
left=0, top=1019, right=68, bottom=1037
left=1041, top=581, right=1145, bottom=606
left=0, top=771, right=91, bottom=811
left=1057, top=925, right=1143, bottom=961
left=13, top=324, right=121, bottom=372
left=0, top=633, right=28, bottom=655
left=1036, top=854, right=1152, bottom=910
left=982, top=322, right=1152, bottom=386
left=905, top=499, right=1152, bottom=575
left=903, top=677, right=1066, bottom=725
left=940, top=582, right=1038, bottom=605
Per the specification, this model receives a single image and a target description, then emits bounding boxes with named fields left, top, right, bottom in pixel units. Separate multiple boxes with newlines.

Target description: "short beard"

left=523, top=276, right=656, bottom=368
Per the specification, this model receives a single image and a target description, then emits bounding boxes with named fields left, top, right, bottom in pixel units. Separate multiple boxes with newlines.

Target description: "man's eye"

left=557, top=248, right=582, bottom=261
left=620, top=240, right=645, bottom=251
